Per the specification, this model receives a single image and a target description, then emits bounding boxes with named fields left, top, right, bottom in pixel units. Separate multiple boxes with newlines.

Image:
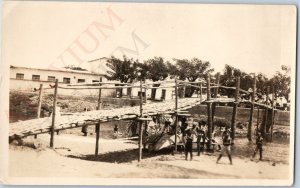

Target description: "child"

left=184, top=127, right=194, bottom=161
left=216, top=126, right=233, bottom=165
left=252, top=131, right=263, bottom=160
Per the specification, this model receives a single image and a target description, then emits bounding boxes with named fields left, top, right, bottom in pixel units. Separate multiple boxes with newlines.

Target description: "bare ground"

left=9, top=132, right=290, bottom=179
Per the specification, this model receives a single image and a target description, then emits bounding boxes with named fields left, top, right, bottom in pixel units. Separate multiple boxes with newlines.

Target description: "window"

left=48, top=76, right=55, bottom=82
left=77, top=79, right=85, bottom=83
left=16, top=73, right=24, bottom=80
left=63, top=77, right=70, bottom=84
left=32, top=75, right=40, bottom=81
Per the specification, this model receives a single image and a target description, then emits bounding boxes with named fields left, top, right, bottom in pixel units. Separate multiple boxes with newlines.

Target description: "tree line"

left=105, top=56, right=291, bottom=101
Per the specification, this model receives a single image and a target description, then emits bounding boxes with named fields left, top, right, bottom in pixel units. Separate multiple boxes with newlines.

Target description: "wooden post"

left=206, top=74, right=213, bottom=151
left=144, top=85, right=147, bottom=104
left=256, top=107, right=260, bottom=132
left=262, top=87, right=270, bottom=139
left=248, top=74, right=256, bottom=142
left=214, top=73, right=220, bottom=98
left=212, top=73, right=220, bottom=132
left=199, top=82, right=203, bottom=102
left=231, top=76, right=240, bottom=142
left=37, top=84, right=43, bottom=118
left=95, top=121, right=100, bottom=156
left=174, top=78, right=178, bottom=152
left=97, top=77, right=103, bottom=110
left=183, top=84, right=186, bottom=98
left=270, top=86, right=275, bottom=142
left=50, top=79, right=58, bottom=148
left=138, top=79, right=143, bottom=162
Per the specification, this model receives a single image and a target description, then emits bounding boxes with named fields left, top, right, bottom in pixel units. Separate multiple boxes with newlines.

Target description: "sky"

left=3, top=1, right=297, bottom=78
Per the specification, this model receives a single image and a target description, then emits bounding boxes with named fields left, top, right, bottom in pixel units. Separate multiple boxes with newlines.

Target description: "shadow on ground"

left=67, top=148, right=174, bottom=163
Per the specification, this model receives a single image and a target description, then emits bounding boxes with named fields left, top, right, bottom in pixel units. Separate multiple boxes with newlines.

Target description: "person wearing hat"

left=216, top=126, right=233, bottom=165
left=252, top=131, right=264, bottom=161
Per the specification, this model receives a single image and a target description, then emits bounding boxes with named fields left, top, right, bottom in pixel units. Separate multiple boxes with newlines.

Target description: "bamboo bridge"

left=9, top=74, right=277, bottom=161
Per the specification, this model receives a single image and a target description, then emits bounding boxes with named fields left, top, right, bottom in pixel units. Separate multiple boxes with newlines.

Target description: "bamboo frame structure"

left=10, top=74, right=279, bottom=162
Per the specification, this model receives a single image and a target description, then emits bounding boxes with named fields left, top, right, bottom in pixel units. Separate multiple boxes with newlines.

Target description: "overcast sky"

left=3, top=2, right=296, bottom=78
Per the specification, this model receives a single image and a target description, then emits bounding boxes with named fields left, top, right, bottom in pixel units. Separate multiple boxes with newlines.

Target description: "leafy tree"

left=172, top=58, right=214, bottom=97
left=144, top=57, right=170, bottom=99
left=106, top=56, right=139, bottom=83
left=256, top=73, right=269, bottom=96
left=269, top=65, right=291, bottom=101
left=106, top=56, right=139, bottom=97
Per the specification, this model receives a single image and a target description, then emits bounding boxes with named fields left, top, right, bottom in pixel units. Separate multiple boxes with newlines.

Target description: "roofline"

left=10, top=65, right=106, bottom=76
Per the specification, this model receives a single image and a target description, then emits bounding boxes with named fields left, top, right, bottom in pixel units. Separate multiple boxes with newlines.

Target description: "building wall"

left=10, top=67, right=115, bottom=96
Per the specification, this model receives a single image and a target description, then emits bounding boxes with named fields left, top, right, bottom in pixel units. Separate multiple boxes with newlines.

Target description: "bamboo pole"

left=37, top=84, right=43, bottom=118
left=174, top=78, right=178, bottom=152
left=206, top=74, right=213, bottom=151
left=256, top=107, right=260, bottom=132
left=199, top=83, right=203, bottom=102
left=183, top=83, right=186, bottom=98
left=50, top=79, right=58, bottom=148
left=97, top=77, right=103, bottom=110
left=262, top=87, right=270, bottom=139
left=144, top=85, right=147, bottom=103
left=270, top=86, right=275, bottom=142
left=138, top=79, right=143, bottom=162
left=95, top=121, right=100, bottom=156
left=248, top=74, right=256, bottom=142
left=214, top=73, right=220, bottom=98
left=231, top=76, right=240, bottom=142
left=212, top=73, right=220, bottom=132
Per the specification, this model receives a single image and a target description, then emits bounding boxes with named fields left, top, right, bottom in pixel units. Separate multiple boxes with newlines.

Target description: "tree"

left=106, top=56, right=139, bottom=97
left=173, top=58, right=214, bottom=97
left=269, top=65, right=291, bottom=101
left=106, top=56, right=139, bottom=83
left=144, top=57, right=170, bottom=99
left=256, top=73, right=269, bottom=96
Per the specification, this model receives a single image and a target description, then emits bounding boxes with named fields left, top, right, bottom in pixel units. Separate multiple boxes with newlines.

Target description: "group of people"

left=114, top=114, right=265, bottom=164
left=182, top=118, right=264, bottom=164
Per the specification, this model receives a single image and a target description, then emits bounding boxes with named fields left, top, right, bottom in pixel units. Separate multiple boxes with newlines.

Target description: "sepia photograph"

left=0, top=1, right=297, bottom=186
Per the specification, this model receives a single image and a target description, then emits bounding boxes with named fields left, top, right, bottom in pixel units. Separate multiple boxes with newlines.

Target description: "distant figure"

left=50, top=103, right=61, bottom=118
left=184, top=127, right=194, bottom=161
left=252, top=131, right=264, bottom=161
left=81, top=125, right=88, bottom=136
left=114, top=124, right=119, bottom=136
left=216, top=127, right=233, bottom=165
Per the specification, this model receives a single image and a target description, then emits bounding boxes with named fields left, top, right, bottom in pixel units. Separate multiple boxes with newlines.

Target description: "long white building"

left=9, top=65, right=114, bottom=96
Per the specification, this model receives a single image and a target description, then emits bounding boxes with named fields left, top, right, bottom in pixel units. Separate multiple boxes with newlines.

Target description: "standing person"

left=216, top=126, right=233, bottom=165
left=184, top=127, right=194, bottom=161
left=196, top=125, right=206, bottom=156
left=113, top=124, right=119, bottom=138
left=252, top=131, right=264, bottom=161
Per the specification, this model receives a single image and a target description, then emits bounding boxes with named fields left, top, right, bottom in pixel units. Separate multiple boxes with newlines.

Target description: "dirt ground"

left=9, top=131, right=290, bottom=179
